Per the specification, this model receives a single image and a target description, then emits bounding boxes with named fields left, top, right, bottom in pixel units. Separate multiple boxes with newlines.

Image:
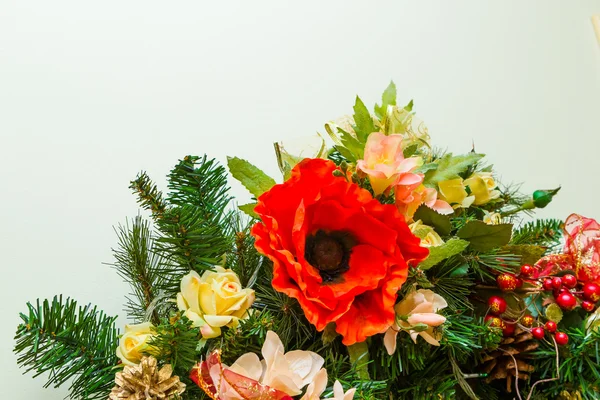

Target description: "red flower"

left=251, top=159, right=428, bottom=345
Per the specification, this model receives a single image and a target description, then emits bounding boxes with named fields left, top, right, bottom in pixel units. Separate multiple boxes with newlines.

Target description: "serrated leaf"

left=227, top=157, right=276, bottom=198
left=403, top=143, right=419, bottom=158
left=353, top=96, right=376, bottom=142
left=413, top=205, right=452, bottom=236
left=423, top=152, right=485, bottom=188
left=449, top=263, right=470, bottom=278
left=545, top=303, right=563, bottom=323
left=457, top=221, right=513, bottom=252
left=501, top=245, right=546, bottom=266
left=419, top=239, right=470, bottom=270
left=238, top=203, right=258, bottom=219
left=414, top=163, right=438, bottom=174
left=374, top=81, right=397, bottom=119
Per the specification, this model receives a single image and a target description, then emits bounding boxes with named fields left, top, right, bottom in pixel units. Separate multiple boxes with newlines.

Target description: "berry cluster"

left=489, top=264, right=600, bottom=347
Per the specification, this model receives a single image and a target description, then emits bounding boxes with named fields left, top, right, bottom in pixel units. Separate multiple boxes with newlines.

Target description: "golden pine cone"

left=109, top=356, right=186, bottom=400
left=480, top=327, right=538, bottom=393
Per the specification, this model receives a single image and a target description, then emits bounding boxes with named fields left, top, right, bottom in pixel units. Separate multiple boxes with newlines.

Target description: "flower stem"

left=347, top=341, right=370, bottom=380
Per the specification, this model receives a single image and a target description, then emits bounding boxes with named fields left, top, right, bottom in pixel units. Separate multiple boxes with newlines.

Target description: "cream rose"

left=409, top=220, right=444, bottom=247
left=176, top=267, right=255, bottom=339
left=116, top=322, right=155, bottom=366
left=438, top=178, right=475, bottom=209
left=465, top=172, right=501, bottom=205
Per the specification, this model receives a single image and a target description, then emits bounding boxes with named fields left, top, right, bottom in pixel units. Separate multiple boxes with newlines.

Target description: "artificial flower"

left=192, top=331, right=323, bottom=398
left=483, top=211, right=502, bottom=225
left=464, top=172, right=500, bottom=205
left=384, top=289, right=448, bottom=354
left=116, top=322, right=155, bottom=366
left=176, top=267, right=255, bottom=339
left=396, top=183, right=453, bottom=221
left=356, top=132, right=423, bottom=196
left=409, top=220, right=444, bottom=247
left=252, top=158, right=428, bottom=345
left=300, top=368, right=356, bottom=400
left=438, top=178, right=475, bottom=208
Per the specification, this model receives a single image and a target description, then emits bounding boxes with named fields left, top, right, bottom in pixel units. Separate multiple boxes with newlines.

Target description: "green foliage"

left=149, top=313, right=199, bottom=377
left=130, top=156, right=234, bottom=279
left=374, top=81, right=397, bottom=119
left=238, top=202, right=258, bottom=219
left=227, top=156, right=277, bottom=199
left=418, top=239, right=470, bottom=270
left=423, top=153, right=485, bottom=188
left=353, top=96, right=376, bottom=142
left=14, top=296, right=119, bottom=400
left=512, top=218, right=563, bottom=249
left=457, top=221, right=513, bottom=252
left=414, top=205, right=453, bottom=236
left=108, top=216, right=166, bottom=323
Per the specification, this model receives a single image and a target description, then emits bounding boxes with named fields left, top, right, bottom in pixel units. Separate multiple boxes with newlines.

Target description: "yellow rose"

left=409, top=220, right=444, bottom=247
left=464, top=172, right=500, bottom=205
left=116, top=322, right=155, bottom=366
left=438, top=178, right=475, bottom=208
left=177, top=267, right=255, bottom=339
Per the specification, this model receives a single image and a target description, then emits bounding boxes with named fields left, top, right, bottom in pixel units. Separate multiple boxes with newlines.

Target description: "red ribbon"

left=534, top=213, right=600, bottom=283
left=190, top=351, right=293, bottom=400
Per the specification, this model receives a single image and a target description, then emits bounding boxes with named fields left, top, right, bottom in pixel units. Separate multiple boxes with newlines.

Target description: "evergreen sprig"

left=512, top=218, right=564, bottom=250
left=14, top=296, right=119, bottom=400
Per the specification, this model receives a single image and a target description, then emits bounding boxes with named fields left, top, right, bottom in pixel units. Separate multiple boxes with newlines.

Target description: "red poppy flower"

left=251, top=158, right=428, bottom=345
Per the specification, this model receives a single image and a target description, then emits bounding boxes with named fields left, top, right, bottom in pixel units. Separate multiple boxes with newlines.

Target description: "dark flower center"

left=305, top=230, right=354, bottom=282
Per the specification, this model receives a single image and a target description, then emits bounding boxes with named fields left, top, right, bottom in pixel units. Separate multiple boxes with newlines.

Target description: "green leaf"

left=353, top=96, right=376, bottom=142
left=423, top=152, right=485, bottom=188
left=457, top=221, right=513, bottom=252
left=374, top=81, right=397, bottom=119
left=227, top=157, right=277, bottom=198
left=418, top=239, right=470, bottom=270
left=403, top=143, right=419, bottom=158
left=238, top=203, right=258, bottom=219
left=449, top=263, right=470, bottom=278
left=545, top=303, right=564, bottom=323
left=501, top=245, right=546, bottom=266
left=414, top=162, right=438, bottom=174
left=413, top=205, right=452, bottom=236
left=404, top=99, right=414, bottom=112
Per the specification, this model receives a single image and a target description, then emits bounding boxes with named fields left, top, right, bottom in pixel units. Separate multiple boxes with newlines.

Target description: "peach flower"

left=357, top=132, right=423, bottom=196
left=396, top=183, right=453, bottom=221
left=384, top=289, right=448, bottom=354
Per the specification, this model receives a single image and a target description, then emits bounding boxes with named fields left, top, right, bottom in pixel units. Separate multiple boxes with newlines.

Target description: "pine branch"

left=129, top=172, right=167, bottom=217
left=107, top=216, right=167, bottom=323
left=14, top=296, right=119, bottom=400
left=512, top=219, right=564, bottom=250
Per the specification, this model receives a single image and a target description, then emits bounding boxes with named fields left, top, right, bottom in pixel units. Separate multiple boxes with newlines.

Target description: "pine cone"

left=480, top=327, right=538, bottom=393
left=110, top=356, right=186, bottom=400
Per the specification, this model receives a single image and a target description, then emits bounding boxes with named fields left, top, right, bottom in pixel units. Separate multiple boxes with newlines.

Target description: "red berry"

left=488, top=296, right=507, bottom=315
left=582, top=300, right=596, bottom=312
left=503, top=321, right=516, bottom=337
left=544, top=321, right=557, bottom=333
left=542, top=278, right=554, bottom=291
left=516, top=277, right=524, bottom=288
left=562, top=274, right=577, bottom=289
left=551, top=276, right=563, bottom=290
left=555, top=291, right=578, bottom=311
left=555, top=331, right=569, bottom=346
left=531, top=327, right=545, bottom=340
left=520, top=264, right=534, bottom=277
left=521, top=315, right=534, bottom=327
left=583, top=282, right=600, bottom=302
left=497, top=274, right=519, bottom=291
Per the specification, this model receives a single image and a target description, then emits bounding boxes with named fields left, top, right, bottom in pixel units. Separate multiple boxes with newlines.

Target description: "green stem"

left=347, top=341, right=371, bottom=380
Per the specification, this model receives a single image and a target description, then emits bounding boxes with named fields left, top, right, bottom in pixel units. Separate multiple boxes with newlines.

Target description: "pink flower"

left=384, top=289, right=447, bottom=354
left=357, top=132, right=423, bottom=196
left=395, top=184, right=453, bottom=221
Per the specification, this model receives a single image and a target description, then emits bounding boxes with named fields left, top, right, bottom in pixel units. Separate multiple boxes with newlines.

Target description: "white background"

left=1, top=1, right=600, bottom=398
